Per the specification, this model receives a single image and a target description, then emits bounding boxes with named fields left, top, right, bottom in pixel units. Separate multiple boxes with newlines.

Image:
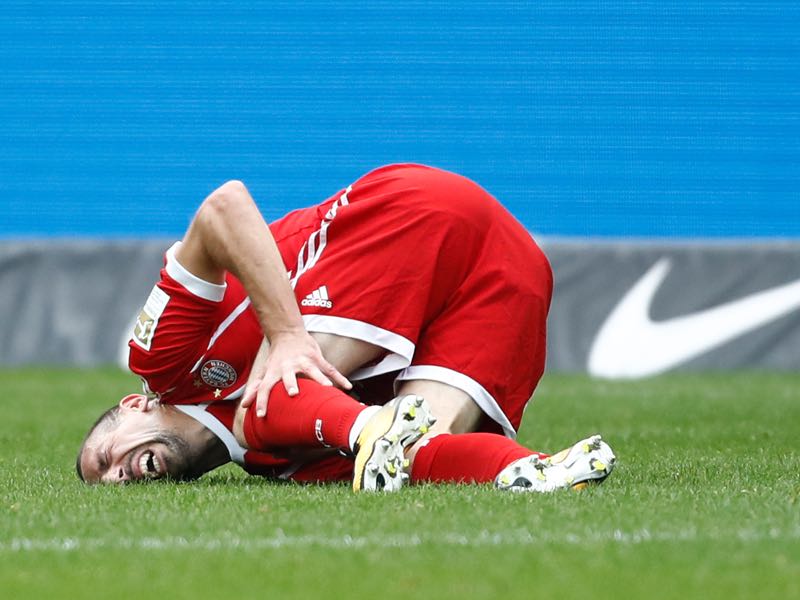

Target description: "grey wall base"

left=1, top=240, right=798, bottom=376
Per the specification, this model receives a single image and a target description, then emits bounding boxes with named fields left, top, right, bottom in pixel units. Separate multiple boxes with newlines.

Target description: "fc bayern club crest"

left=200, top=360, right=238, bottom=389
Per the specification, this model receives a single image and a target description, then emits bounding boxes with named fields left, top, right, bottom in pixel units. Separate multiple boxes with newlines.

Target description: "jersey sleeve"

left=128, top=242, right=228, bottom=400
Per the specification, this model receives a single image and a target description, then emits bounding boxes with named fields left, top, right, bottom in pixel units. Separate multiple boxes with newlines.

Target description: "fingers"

left=241, top=382, right=257, bottom=408
left=282, top=371, right=300, bottom=397
left=310, top=360, right=351, bottom=391
left=255, top=376, right=277, bottom=418
left=246, top=337, right=353, bottom=418
left=325, top=362, right=352, bottom=390
left=302, top=364, right=334, bottom=389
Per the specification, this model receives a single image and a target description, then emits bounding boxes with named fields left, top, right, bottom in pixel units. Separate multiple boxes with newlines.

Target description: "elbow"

left=197, top=180, right=252, bottom=226
left=205, top=180, right=250, bottom=211
left=216, top=179, right=249, bottom=198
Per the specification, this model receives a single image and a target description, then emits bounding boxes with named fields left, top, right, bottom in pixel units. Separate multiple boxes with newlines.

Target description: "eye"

left=98, top=450, right=109, bottom=472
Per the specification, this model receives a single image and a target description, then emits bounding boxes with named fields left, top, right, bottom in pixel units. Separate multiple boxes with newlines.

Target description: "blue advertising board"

left=1, top=1, right=798, bottom=238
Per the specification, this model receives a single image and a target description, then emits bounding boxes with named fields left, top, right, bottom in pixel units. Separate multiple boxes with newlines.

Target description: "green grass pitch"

left=1, top=368, right=798, bottom=599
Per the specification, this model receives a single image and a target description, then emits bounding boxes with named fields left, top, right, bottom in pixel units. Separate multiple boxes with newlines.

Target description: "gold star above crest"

left=213, top=388, right=222, bottom=398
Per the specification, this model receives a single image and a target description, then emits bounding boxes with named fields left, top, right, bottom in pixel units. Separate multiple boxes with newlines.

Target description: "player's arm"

left=176, top=180, right=351, bottom=415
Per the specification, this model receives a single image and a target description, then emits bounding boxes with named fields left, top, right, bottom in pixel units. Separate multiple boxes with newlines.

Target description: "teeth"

left=138, top=451, right=161, bottom=478
left=139, top=453, right=151, bottom=477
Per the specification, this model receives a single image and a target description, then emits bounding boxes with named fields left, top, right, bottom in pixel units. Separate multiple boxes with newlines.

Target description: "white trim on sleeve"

left=165, top=242, right=227, bottom=302
left=301, top=314, right=415, bottom=380
left=395, top=365, right=517, bottom=439
left=174, top=403, right=246, bottom=465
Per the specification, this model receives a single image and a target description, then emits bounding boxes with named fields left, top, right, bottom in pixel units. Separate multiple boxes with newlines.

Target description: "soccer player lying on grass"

left=76, top=164, right=616, bottom=491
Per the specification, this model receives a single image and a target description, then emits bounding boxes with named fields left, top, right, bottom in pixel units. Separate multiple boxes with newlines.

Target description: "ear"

left=118, top=394, right=150, bottom=412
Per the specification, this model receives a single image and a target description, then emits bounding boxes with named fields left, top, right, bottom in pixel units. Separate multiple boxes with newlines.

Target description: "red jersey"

left=128, top=164, right=552, bottom=474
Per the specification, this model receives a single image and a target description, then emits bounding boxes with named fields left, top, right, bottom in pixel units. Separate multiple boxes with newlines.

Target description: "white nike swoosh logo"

left=587, top=258, right=800, bottom=378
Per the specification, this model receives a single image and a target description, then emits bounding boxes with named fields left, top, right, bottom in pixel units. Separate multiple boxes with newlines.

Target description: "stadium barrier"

left=1, top=240, right=798, bottom=377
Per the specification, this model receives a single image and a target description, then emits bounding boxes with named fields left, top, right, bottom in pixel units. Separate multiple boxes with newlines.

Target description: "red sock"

left=243, top=380, right=367, bottom=451
left=410, top=433, right=548, bottom=484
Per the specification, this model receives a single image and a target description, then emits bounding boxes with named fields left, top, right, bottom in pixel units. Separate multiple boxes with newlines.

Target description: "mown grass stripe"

left=3, top=526, right=800, bottom=552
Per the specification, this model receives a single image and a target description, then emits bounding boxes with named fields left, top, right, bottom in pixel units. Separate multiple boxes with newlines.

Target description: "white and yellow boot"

left=352, top=394, right=436, bottom=492
left=495, top=434, right=616, bottom=493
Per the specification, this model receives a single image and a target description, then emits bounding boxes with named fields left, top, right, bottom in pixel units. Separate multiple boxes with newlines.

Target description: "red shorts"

left=272, top=164, right=552, bottom=436
left=130, top=164, right=551, bottom=444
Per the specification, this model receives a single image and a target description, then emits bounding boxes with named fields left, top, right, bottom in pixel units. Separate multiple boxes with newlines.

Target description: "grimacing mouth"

left=123, top=433, right=195, bottom=483
left=131, top=446, right=166, bottom=480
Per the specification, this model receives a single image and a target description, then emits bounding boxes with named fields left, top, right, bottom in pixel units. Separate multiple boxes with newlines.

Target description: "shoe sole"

left=547, top=434, right=616, bottom=488
left=352, top=395, right=436, bottom=492
left=496, top=434, right=616, bottom=493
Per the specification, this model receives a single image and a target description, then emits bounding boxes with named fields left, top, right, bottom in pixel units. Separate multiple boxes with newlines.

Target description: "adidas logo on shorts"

left=301, top=285, right=333, bottom=309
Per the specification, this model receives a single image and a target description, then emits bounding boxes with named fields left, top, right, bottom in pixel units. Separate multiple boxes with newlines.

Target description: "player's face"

left=79, top=399, right=201, bottom=484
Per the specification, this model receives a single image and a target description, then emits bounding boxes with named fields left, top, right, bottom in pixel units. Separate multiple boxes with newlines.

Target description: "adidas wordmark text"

left=301, top=285, right=333, bottom=309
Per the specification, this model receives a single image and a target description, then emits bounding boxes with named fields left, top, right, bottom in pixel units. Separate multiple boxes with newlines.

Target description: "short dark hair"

left=75, top=405, right=121, bottom=482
